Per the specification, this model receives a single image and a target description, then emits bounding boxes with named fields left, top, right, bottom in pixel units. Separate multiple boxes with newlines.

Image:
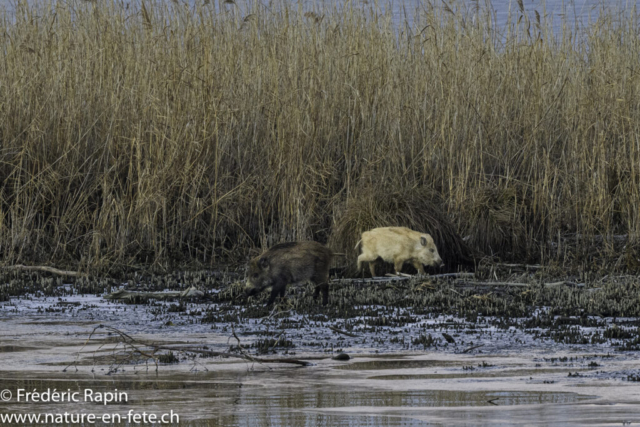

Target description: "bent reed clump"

left=1, top=0, right=640, bottom=273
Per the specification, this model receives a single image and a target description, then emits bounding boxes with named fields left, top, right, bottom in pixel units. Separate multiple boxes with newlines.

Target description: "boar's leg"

left=266, top=283, right=286, bottom=306
left=358, top=254, right=376, bottom=277
left=368, top=260, right=377, bottom=277
left=393, top=259, right=405, bottom=275
left=357, top=252, right=380, bottom=277
left=312, top=271, right=330, bottom=305
left=320, top=282, right=330, bottom=305
left=412, top=261, right=426, bottom=275
left=312, top=283, right=329, bottom=305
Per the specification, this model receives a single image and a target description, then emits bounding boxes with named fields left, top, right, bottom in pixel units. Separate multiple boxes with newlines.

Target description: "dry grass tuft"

left=459, top=186, right=529, bottom=261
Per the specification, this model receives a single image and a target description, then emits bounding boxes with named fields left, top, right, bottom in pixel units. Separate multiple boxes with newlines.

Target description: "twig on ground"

left=105, top=287, right=203, bottom=300
left=331, top=272, right=474, bottom=285
left=65, top=324, right=159, bottom=374
left=493, top=263, right=543, bottom=270
left=67, top=325, right=311, bottom=374
left=429, top=272, right=475, bottom=278
left=328, top=325, right=358, bottom=337
left=461, top=344, right=485, bottom=354
left=455, top=280, right=578, bottom=288
left=155, top=345, right=311, bottom=366
left=4, top=264, right=84, bottom=277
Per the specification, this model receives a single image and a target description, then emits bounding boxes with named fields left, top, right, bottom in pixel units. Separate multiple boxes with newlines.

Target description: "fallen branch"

left=3, top=264, right=84, bottom=277
left=331, top=276, right=410, bottom=284
left=155, top=345, right=311, bottom=367
left=461, top=344, right=485, bottom=354
left=68, top=325, right=311, bottom=373
left=230, top=325, right=309, bottom=366
left=330, top=272, right=474, bottom=284
left=328, top=326, right=358, bottom=338
left=455, top=280, right=574, bottom=288
left=493, top=263, right=543, bottom=270
left=389, top=272, right=413, bottom=278
left=429, top=272, right=475, bottom=279
left=455, top=281, right=529, bottom=287
left=65, top=324, right=160, bottom=374
left=388, top=272, right=476, bottom=279
left=104, top=286, right=204, bottom=300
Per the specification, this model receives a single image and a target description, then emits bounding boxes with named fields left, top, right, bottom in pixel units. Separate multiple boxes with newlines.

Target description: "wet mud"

left=1, top=270, right=639, bottom=425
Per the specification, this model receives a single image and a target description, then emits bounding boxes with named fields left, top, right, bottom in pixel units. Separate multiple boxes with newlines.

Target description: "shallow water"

left=0, top=358, right=633, bottom=426
left=0, top=371, right=599, bottom=426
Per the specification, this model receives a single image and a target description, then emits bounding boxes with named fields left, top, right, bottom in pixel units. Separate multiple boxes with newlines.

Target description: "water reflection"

left=334, top=359, right=463, bottom=370
left=0, top=374, right=595, bottom=426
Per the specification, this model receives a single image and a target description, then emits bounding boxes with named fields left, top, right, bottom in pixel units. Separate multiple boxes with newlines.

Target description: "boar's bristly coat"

left=355, top=227, right=444, bottom=277
left=245, top=241, right=333, bottom=306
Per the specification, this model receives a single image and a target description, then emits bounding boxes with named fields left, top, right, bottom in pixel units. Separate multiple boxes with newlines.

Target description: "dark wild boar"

left=245, top=241, right=333, bottom=306
left=355, top=226, right=444, bottom=276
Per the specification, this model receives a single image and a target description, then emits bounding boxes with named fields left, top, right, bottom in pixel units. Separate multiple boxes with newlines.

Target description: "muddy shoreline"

left=1, top=270, right=639, bottom=425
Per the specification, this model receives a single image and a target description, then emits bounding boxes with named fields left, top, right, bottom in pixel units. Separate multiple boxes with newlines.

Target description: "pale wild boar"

left=245, top=241, right=333, bottom=306
left=355, top=227, right=444, bottom=276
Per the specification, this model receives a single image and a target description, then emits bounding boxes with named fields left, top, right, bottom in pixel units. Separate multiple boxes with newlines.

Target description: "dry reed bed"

left=1, top=0, right=639, bottom=273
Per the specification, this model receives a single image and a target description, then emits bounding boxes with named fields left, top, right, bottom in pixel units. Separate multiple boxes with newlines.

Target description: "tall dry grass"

left=1, top=0, right=640, bottom=273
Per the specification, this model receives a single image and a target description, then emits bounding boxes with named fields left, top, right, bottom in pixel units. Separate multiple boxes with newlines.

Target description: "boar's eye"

left=430, top=248, right=435, bottom=253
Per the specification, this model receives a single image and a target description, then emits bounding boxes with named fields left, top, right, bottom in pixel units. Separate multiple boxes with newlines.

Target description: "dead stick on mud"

left=155, top=345, right=311, bottom=367
left=426, top=272, right=475, bottom=279
left=447, top=287, right=462, bottom=296
left=65, top=324, right=159, bottom=374
left=455, top=281, right=569, bottom=288
left=70, top=325, right=311, bottom=372
left=328, top=326, right=358, bottom=338
left=331, top=272, right=474, bottom=285
left=97, top=326, right=160, bottom=373
left=4, top=264, right=85, bottom=277
left=461, top=344, right=485, bottom=354
left=231, top=324, right=272, bottom=370
left=493, top=263, right=543, bottom=270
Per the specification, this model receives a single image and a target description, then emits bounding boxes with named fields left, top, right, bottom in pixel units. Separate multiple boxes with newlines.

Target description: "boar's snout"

left=426, top=255, right=444, bottom=268
left=245, top=257, right=271, bottom=295
left=245, top=282, right=261, bottom=297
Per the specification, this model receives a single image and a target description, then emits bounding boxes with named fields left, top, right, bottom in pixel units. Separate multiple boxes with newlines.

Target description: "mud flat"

left=0, top=271, right=639, bottom=425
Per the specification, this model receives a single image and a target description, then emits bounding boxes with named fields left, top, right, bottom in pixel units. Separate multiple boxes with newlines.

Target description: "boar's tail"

left=353, top=239, right=362, bottom=250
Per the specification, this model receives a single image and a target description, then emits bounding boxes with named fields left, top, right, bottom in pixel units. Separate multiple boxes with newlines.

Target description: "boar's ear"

left=420, top=236, right=427, bottom=246
left=258, top=257, right=269, bottom=270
